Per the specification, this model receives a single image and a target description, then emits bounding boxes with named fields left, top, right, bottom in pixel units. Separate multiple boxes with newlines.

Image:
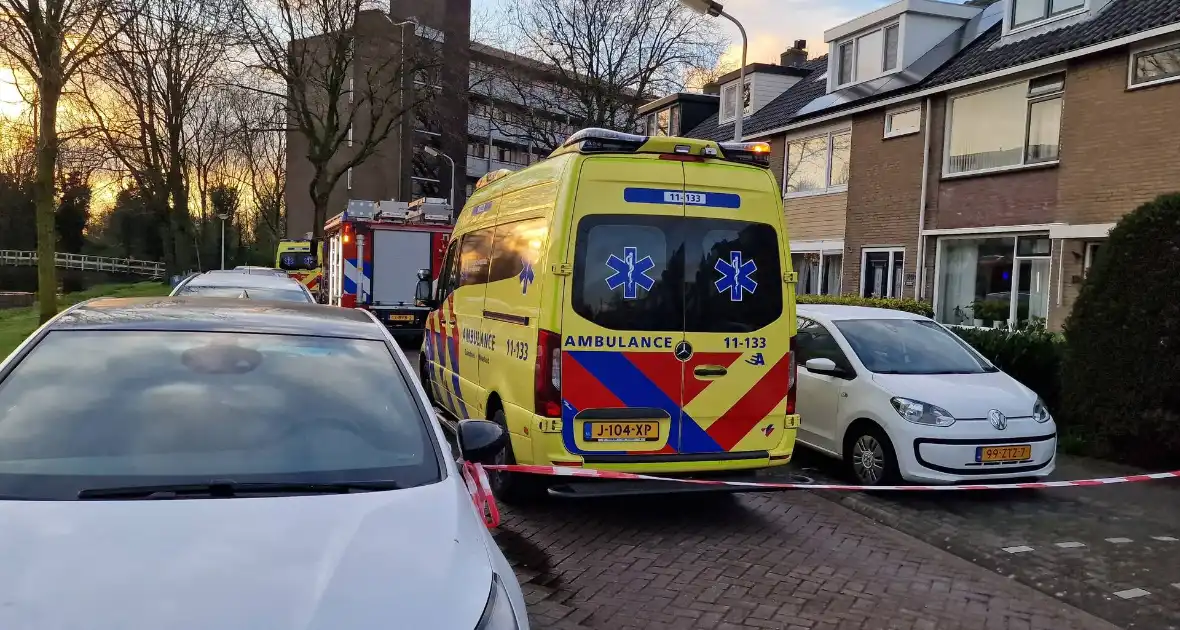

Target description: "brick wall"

left=845, top=107, right=926, bottom=298
left=924, top=95, right=1059, bottom=231
left=1058, top=46, right=1180, bottom=225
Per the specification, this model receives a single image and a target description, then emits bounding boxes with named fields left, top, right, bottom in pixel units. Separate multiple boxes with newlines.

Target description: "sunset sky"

left=475, top=0, right=907, bottom=68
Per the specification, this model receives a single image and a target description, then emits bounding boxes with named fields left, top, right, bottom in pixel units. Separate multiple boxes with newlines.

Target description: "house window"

left=837, top=42, right=854, bottom=84
left=791, top=253, right=843, bottom=296
left=935, top=235, right=1051, bottom=328
left=946, top=73, right=1064, bottom=175
left=719, top=80, right=751, bottom=123
left=883, top=25, right=900, bottom=71
left=655, top=108, right=671, bottom=136
left=1130, top=41, right=1180, bottom=88
left=670, top=106, right=681, bottom=135
left=884, top=106, right=921, bottom=138
left=860, top=248, right=904, bottom=299
left=836, top=22, right=900, bottom=86
left=348, top=125, right=353, bottom=147
left=1083, top=241, right=1102, bottom=278
left=1011, top=0, right=1086, bottom=29
left=784, top=130, right=851, bottom=196
left=346, top=167, right=353, bottom=191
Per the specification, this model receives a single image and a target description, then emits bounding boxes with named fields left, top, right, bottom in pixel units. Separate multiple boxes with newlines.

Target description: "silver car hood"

left=0, top=480, right=494, bottom=630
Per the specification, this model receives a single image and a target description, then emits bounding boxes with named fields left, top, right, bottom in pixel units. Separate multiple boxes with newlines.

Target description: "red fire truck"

left=322, top=198, right=452, bottom=340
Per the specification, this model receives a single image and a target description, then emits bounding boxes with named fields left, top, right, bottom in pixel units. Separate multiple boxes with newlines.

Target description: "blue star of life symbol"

left=715, top=251, right=758, bottom=301
left=605, top=246, right=655, bottom=299
left=518, top=260, right=535, bottom=294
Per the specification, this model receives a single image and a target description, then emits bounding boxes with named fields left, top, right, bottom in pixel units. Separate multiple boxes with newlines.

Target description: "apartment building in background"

left=287, top=0, right=573, bottom=238
left=678, top=0, right=1180, bottom=330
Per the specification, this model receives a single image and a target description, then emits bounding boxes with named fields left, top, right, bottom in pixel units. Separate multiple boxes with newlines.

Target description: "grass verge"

left=0, top=282, right=170, bottom=359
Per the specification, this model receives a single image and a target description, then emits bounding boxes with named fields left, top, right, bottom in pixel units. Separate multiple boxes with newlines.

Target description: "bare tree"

left=479, top=0, right=727, bottom=151
left=0, top=0, right=138, bottom=322
left=77, top=0, right=237, bottom=273
left=226, top=84, right=287, bottom=255
left=240, top=0, right=437, bottom=241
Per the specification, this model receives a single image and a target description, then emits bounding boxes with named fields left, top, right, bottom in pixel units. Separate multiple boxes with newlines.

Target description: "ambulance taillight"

left=787, top=336, right=798, bottom=415
left=534, top=330, right=562, bottom=417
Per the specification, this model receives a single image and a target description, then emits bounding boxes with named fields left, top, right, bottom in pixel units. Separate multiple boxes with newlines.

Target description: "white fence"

left=0, top=250, right=165, bottom=278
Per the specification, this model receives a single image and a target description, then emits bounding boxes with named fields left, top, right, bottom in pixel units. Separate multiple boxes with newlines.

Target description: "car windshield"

left=832, top=319, right=997, bottom=375
left=0, top=331, right=440, bottom=500
left=179, top=285, right=311, bottom=302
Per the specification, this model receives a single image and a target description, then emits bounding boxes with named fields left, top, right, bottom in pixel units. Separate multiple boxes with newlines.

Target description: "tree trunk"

left=34, top=79, right=62, bottom=325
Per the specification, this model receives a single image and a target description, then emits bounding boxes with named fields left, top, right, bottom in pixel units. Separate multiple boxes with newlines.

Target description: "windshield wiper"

left=77, top=479, right=402, bottom=500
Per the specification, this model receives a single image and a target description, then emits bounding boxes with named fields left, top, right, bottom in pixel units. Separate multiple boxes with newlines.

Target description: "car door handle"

left=693, top=366, right=728, bottom=379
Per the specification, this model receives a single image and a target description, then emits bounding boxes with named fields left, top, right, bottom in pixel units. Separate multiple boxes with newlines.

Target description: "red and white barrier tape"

left=463, top=461, right=501, bottom=528
left=481, top=463, right=1180, bottom=492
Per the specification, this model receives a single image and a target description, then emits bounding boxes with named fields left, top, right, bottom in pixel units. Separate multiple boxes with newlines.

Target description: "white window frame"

left=931, top=233, right=1054, bottom=328
left=859, top=247, right=905, bottom=299
left=346, top=167, right=353, bottom=191
left=791, top=245, right=844, bottom=296
left=942, top=73, right=1065, bottom=178
left=783, top=128, right=852, bottom=199
left=1007, top=0, right=1089, bottom=35
left=1127, top=38, right=1180, bottom=90
left=834, top=21, right=901, bottom=89
left=883, top=104, right=922, bottom=138
left=1083, top=241, right=1102, bottom=278
left=719, top=78, right=752, bottom=124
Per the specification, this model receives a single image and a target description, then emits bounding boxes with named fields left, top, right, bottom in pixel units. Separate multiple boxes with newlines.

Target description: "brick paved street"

left=495, top=491, right=1118, bottom=630
left=403, top=349, right=1129, bottom=630
left=790, top=450, right=1180, bottom=630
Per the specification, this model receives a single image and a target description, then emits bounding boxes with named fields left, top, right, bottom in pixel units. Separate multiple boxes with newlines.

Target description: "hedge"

left=1062, top=193, right=1180, bottom=469
left=796, top=294, right=934, bottom=318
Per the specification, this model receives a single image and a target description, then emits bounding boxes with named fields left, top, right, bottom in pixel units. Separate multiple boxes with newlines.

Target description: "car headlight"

left=890, top=397, right=956, bottom=427
left=475, top=574, right=519, bottom=630
left=1033, top=398, right=1053, bottom=424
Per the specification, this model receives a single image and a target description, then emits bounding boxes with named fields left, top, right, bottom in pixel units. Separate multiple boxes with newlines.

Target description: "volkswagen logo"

left=673, top=341, right=694, bottom=362
left=988, top=409, right=1008, bottom=430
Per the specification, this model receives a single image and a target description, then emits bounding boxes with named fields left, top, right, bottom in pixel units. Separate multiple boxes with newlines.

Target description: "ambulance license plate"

left=584, top=421, right=659, bottom=443
left=388, top=314, right=414, bottom=322
left=976, top=445, right=1032, bottom=463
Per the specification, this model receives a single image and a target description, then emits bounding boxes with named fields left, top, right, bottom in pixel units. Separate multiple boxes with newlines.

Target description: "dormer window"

left=719, top=79, right=751, bottom=123
left=1010, top=0, right=1086, bottom=30
left=835, top=22, right=900, bottom=87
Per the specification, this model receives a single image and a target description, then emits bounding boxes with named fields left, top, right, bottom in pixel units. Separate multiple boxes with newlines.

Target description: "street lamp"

left=423, top=145, right=456, bottom=211
left=217, top=212, right=230, bottom=270
left=680, top=0, right=747, bottom=141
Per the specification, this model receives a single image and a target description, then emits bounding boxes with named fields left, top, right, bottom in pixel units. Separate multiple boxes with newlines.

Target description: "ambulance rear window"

left=572, top=215, right=783, bottom=333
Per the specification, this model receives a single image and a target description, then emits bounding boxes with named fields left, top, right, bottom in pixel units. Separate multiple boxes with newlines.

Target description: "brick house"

left=681, top=0, right=1180, bottom=330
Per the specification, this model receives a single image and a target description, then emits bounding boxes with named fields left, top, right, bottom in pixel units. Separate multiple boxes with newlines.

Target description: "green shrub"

left=1062, top=193, right=1180, bottom=469
left=796, top=294, right=934, bottom=317
left=951, top=324, right=1064, bottom=414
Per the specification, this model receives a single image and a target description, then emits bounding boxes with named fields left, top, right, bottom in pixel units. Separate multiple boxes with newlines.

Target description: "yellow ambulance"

left=420, top=129, right=799, bottom=500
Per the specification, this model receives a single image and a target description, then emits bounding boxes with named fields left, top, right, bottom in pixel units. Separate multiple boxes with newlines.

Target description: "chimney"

left=780, top=40, right=808, bottom=68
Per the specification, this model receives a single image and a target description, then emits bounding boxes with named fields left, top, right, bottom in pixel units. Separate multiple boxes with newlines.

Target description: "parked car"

left=794, top=305, right=1056, bottom=485
left=0, top=297, right=529, bottom=630
left=171, top=271, right=315, bottom=303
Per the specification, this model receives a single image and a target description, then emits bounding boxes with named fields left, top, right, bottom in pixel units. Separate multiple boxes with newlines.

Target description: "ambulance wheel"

left=488, top=409, right=547, bottom=504
left=418, top=357, right=436, bottom=406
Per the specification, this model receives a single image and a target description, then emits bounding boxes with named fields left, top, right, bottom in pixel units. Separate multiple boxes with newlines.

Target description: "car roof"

left=797, top=305, right=928, bottom=321
left=186, top=271, right=305, bottom=289
left=46, top=297, right=385, bottom=339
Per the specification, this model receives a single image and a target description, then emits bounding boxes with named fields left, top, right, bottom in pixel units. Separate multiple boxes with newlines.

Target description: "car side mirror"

left=804, top=358, right=845, bottom=377
left=414, top=278, right=435, bottom=307
left=457, top=419, right=508, bottom=464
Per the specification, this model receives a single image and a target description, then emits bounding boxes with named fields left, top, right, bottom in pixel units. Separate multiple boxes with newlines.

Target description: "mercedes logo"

left=673, top=341, right=693, bottom=362
left=988, top=409, right=1007, bottom=430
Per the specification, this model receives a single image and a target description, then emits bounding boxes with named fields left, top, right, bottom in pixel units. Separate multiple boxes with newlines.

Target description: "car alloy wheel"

left=851, top=435, right=886, bottom=485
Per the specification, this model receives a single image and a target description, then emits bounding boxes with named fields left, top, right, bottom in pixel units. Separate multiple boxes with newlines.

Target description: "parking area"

left=403, top=348, right=1177, bottom=630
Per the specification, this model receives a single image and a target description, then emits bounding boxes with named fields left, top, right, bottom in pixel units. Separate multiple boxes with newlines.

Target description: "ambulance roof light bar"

left=560, top=128, right=771, bottom=168
left=562, top=128, right=648, bottom=153
left=718, top=141, right=771, bottom=167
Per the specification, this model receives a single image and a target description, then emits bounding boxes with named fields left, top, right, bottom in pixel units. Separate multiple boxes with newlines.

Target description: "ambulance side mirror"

left=415, top=277, right=436, bottom=308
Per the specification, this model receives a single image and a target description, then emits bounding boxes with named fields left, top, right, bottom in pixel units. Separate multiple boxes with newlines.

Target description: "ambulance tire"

left=488, top=409, right=547, bottom=504
left=418, top=357, right=436, bottom=406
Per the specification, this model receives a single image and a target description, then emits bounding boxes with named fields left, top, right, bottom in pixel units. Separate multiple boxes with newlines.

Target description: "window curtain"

left=823, top=254, right=842, bottom=295
left=938, top=241, right=979, bottom=324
